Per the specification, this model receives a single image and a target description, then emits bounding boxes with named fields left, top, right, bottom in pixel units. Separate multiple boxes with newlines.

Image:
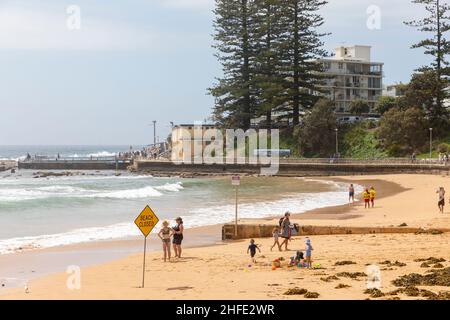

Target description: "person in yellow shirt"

left=363, top=188, right=370, bottom=209
left=369, top=187, right=376, bottom=208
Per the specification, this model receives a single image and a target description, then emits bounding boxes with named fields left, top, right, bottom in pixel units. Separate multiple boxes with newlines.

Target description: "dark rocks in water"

left=398, top=223, right=408, bottom=227
left=336, top=272, right=367, bottom=279
left=334, top=261, right=356, bottom=266
left=364, top=288, right=384, bottom=298
left=392, top=267, right=450, bottom=287
left=432, top=263, right=445, bottom=269
left=420, top=262, right=430, bottom=268
left=335, top=283, right=351, bottom=289
left=283, top=288, right=308, bottom=295
left=304, top=292, right=320, bottom=299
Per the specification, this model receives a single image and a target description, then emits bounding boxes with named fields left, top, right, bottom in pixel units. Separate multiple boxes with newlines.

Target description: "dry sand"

left=1, top=174, right=450, bottom=300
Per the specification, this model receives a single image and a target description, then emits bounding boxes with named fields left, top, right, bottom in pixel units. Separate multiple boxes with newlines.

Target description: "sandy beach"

left=1, top=174, right=450, bottom=300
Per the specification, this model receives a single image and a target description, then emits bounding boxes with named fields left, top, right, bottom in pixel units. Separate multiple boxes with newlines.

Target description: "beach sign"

left=231, top=175, right=241, bottom=186
left=134, top=205, right=159, bottom=237
left=134, top=205, right=159, bottom=288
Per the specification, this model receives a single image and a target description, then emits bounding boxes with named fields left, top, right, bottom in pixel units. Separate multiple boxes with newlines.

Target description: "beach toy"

left=271, top=266, right=277, bottom=271
left=314, top=263, right=321, bottom=268
left=297, top=263, right=303, bottom=268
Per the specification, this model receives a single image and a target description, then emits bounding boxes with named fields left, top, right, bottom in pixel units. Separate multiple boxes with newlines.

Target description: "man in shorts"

left=437, top=187, right=445, bottom=214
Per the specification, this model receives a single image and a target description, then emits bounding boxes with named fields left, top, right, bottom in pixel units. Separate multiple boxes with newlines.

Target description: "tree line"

left=209, top=0, right=450, bottom=158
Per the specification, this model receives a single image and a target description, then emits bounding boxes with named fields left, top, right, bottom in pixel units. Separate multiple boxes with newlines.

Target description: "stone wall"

left=134, top=160, right=450, bottom=177
left=221, top=223, right=448, bottom=240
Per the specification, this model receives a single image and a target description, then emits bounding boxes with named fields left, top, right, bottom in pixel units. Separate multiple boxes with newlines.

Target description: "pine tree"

left=404, top=0, right=450, bottom=117
left=210, top=0, right=258, bottom=129
left=252, top=0, right=285, bottom=128
left=278, top=0, right=328, bottom=126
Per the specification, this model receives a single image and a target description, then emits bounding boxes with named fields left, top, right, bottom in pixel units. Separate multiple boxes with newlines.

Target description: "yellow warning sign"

left=134, top=205, right=159, bottom=237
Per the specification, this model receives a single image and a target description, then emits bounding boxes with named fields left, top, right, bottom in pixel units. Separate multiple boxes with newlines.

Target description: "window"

left=338, top=62, right=344, bottom=70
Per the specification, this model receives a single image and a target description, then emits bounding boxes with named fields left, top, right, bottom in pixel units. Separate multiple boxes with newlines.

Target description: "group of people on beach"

left=348, top=184, right=376, bottom=208
left=246, top=211, right=314, bottom=268
left=157, top=217, right=184, bottom=262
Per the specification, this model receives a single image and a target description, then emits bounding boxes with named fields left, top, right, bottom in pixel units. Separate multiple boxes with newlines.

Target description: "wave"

left=0, top=184, right=357, bottom=255
left=154, top=182, right=184, bottom=192
left=0, top=185, right=165, bottom=202
left=87, top=186, right=162, bottom=199
left=0, top=222, right=139, bottom=255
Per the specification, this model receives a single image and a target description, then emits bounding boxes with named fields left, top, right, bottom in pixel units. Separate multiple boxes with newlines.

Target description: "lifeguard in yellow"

left=369, top=187, right=376, bottom=208
left=363, top=189, right=371, bottom=209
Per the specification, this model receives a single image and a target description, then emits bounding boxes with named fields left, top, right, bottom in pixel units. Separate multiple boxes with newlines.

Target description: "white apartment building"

left=317, top=45, right=384, bottom=116
left=383, top=83, right=407, bottom=98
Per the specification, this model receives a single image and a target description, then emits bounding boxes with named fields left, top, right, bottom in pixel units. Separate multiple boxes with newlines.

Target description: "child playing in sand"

left=270, top=227, right=281, bottom=251
left=305, top=238, right=313, bottom=268
left=247, top=239, right=261, bottom=263
left=158, top=221, right=173, bottom=262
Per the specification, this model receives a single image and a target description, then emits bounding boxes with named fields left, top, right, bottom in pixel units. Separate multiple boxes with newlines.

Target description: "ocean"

left=0, top=146, right=361, bottom=255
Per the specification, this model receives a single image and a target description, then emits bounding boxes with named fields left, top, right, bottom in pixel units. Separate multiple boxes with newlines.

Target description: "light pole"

left=429, top=128, right=433, bottom=160
left=335, top=128, right=339, bottom=157
left=152, top=120, right=157, bottom=145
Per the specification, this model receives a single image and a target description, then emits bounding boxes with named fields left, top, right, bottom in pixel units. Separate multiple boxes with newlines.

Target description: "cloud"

left=0, top=5, right=157, bottom=51
left=159, top=0, right=214, bottom=11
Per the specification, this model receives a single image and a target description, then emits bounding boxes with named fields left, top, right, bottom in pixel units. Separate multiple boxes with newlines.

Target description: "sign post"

left=134, top=205, right=159, bottom=288
left=231, top=176, right=241, bottom=237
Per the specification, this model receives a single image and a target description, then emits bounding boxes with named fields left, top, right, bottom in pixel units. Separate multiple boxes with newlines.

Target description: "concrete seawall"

left=18, top=160, right=131, bottom=170
left=134, top=160, right=450, bottom=176
left=222, top=224, right=449, bottom=240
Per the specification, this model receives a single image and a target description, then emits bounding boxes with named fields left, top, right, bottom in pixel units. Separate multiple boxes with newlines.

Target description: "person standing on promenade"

left=279, top=212, right=291, bottom=251
left=437, top=187, right=445, bottom=214
left=172, top=217, right=184, bottom=258
left=349, top=184, right=355, bottom=204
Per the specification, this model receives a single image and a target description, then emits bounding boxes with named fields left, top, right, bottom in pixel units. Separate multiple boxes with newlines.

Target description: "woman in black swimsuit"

left=173, top=217, right=184, bottom=258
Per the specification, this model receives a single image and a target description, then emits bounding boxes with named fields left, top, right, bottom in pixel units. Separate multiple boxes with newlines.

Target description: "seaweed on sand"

left=392, top=267, right=450, bottom=287
left=334, top=261, right=356, bottom=266
left=320, top=275, right=339, bottom=282
left=336, top=272, right=367, bottom=279
left=363, top=288, right=384, bottom=298
left=335, top=283, right=351, bottom=289
left=304, top=292, right=320, bottom=299
left=284, top=288, right=308, bottom=295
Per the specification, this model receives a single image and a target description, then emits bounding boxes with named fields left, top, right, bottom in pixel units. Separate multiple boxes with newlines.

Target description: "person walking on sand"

left=305, top=238, right=313, bottom=268
left=247, top=239, right=261, bottom=263
left=172, top=217, right=184, bottom=258
left=270, top=226, right=281, bottom=252
left=437, top=187, right=445, bottom=214
left=363, top=188, right=370, bottom=209
left=158, top=221, right=174, bottom=262
left=279, top=212, right=292, bottom=251
left=369, top=186, right=376, bottom=208
left=349, top=184, right=355, bottom=204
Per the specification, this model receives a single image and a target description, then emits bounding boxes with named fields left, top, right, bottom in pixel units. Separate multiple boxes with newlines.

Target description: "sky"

left=0, top=0, right=431, bottom=145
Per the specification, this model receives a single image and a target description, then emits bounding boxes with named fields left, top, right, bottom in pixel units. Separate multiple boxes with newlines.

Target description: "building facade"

left=171, top=124, right=217, bottom=162
left=317, top=45, right=384, bottom=116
